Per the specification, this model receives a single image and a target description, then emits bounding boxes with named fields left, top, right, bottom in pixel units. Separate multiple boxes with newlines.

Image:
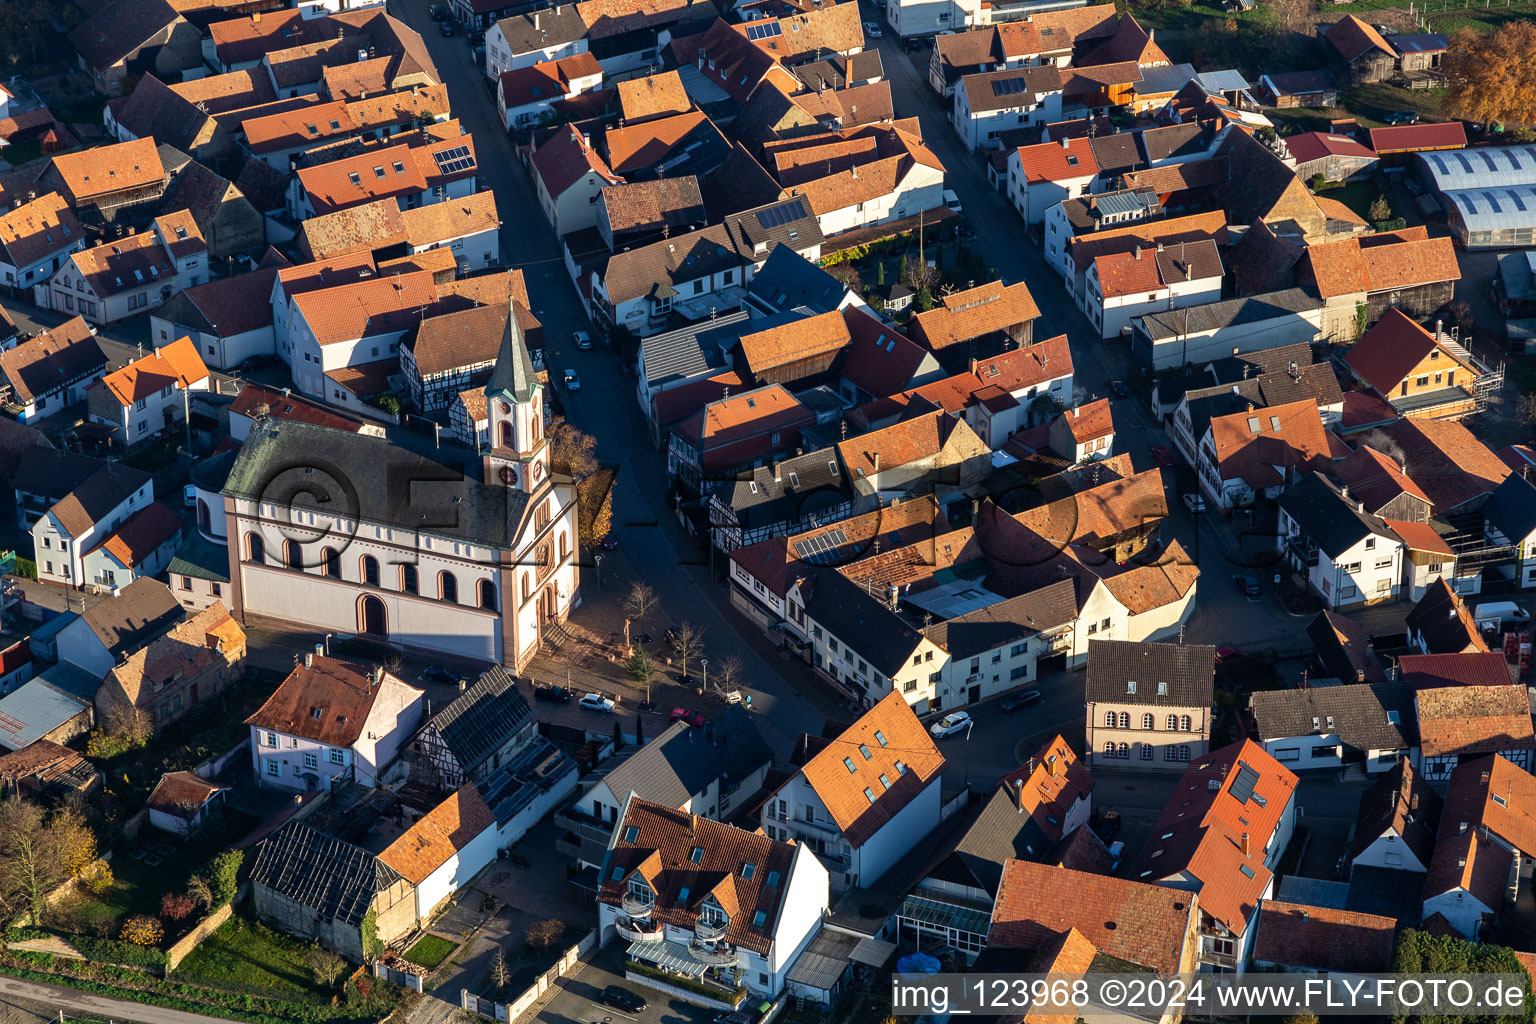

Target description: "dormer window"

left=689, top=846, right=704, bottom=863
left=843, top=757, right=857, bottom=773
left=1126, top=681, right=1137, bottom=694
left=678, top=886, right=690, bottom=901
left=766, top=870, right=781, bottom=886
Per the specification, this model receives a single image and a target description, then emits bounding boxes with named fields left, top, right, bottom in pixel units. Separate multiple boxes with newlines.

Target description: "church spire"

left=485, top=306, right=537, bottom=405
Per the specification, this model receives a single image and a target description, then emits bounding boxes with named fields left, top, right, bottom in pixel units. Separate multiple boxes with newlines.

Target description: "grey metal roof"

left=33, top=661, right=103, bottom=701
left=1417, top=145, right=1536, bottom=191
left=166, top=531, right=231, bottom=584
left=1084, top=639, right=1215, bottom=706
left=224, top=418, right=531, bottom=547
left=0, top=680, right=91, bottom=752
left=1194, top=70, right=1252, bottom=94
left=1132, top=63, right=1197, bottom=96
left=1274, top=875, right=1352, bottom=909
left=597, top=705, right=772, bottom=808
left=1499, top=252, right=1536, bottom=302
left=1139, top=288, right=1320, bottom=341
left=1443, top=184, right=1536, bottom=232
left=920, top=578, right=1077, bottom=659
left=639, top=311, right=746, bottom=388
left=785, top=926, right=859, bottom=991
left=1249, top=681, right=1416, bottom=750
left=1386, top=32, right=1448, bottom=52
left=427, top=666, right=533, bottom=775
left=1276, top=472, right=1397, bottom=560
left=485, top=310, right=538, bottom=406
left=249, top=819, right=401, bottom=926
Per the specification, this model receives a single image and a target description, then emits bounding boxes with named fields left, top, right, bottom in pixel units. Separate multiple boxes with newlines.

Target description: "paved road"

left=0, top=973, right=234, bottom=1024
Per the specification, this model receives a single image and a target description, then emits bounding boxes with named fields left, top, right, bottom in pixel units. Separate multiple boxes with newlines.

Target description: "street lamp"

left=701, top=658, right=709, bottom=693
left=594, top=552, right=604, bottom=591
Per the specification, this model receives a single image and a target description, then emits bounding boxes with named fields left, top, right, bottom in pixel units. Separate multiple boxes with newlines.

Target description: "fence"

left=460, top=928, right=598, bottom=1022
left=374, top=960, right=425, bottom=992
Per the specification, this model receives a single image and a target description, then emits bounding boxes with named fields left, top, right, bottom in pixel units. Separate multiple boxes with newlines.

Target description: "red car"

left=600, top=535, right=619, bottom=550
left=1150, top=445, right=1174, bottom=468
left=670, top=707, right=705, bottom=727
left=1215, top=647, right=1246, bottom=663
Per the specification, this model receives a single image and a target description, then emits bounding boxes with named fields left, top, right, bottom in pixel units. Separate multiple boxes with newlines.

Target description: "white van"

left=1473, top=601, right=1532, bottom=631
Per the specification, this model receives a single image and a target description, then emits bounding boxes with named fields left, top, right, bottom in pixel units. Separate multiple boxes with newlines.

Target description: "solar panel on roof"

left=746, top=21, right=782, bottom=38
left=1229, top=761, right=1261, bottom=803
left=793, top=527, right=849, bottom=564
left=756, top=198, right=806, bottom=229
left=991, top=77, right=1030, bottom=96
left=433, top=145, right=472, bottom=175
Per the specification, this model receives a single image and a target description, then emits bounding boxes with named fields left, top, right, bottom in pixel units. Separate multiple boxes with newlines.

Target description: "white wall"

left=815, top=165, right=945, bottom=237
left=1353, top=829, right=1431, bottom=872
left=768, top=845, right=830, bottom=992
left=414, top=819, right=498, bottom=921
left=1421, top=889, right=1491, bottom=939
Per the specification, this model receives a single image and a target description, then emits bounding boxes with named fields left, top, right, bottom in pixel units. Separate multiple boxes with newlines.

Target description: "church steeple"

left=484, top=306, right=547, bottom=493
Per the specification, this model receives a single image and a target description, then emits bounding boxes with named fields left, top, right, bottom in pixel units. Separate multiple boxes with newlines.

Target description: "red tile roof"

left=990, top=859, right=1195, bottom=973
left=737, top=310, right=850, bottom=379
left=1252, top=900, right=1397, bottom=972
left=1423, top=828, right=1511, bottom=907
left=838, top=308, right=929, bottom=399
left=1068, top=211, right=1229, bottom=273
left=1060, top=397, right=1113, bottom=443
left=997, top=735, right=1094, bottom=846
left=1439, top=754, right=1536, bottom=858
left=1305, top=230, right=1460, bottom=299
left=245, top=655, right=417, bottom=747
left=1130, top=739, right=1299, bottom=936
left=146, top=771, right=225, bottom=819
left=532, top=124, right=619, bottom=199
left=1368, top=121, right=1467, bottom=154
left=794, top=689, right=946, bottom=847
left=1415, top=684, right=1534, bottom=758
left=1012, top=137, right=1098, bottom=184
left=836, top=409, right=987, bottom=479
left=1336, top=442, right=1432, bottom=513
left=378, top=785, right=495, bottom=884
left=1384, top=518, right=1455, bottom=557
left=1399, top=652, right=1516, bottom=689
left=1325, top=15, right=1394, bottom=62
left=909, top=280, right=1040, bottom=352
left=97, top=336, right=208, bottom=407
left=1208, top=399, right=1331, bottom=490
left=1372, top=417, right=1509, bottom=514
left=1285, top=131, right=1377, bottom=164
left=91, top=501, right=181, bottom=569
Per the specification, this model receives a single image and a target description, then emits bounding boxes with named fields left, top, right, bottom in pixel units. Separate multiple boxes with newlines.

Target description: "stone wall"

left=166, top=901, right=235, bottom=970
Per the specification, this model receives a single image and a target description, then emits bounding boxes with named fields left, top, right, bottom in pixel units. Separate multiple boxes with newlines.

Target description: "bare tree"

left=524, top=918, right=565, bottom=951
left=309, top=945, right=347, bottom=987
left=186, top=874, right=214, bottom=912
left=0, top=798, right=96, bottom=925
left=623, top=581, right=659, bottom=622
left=489, top=947, right=512, bottom=991
left=715, top=655, right=745, bottom=694
left=673, top=621, right=704, bottom=678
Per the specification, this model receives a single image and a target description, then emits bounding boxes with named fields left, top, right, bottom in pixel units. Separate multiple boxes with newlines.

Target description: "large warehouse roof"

left=1417, top=145, right=1536, bottom=190
left=1443, top=184, right=1536, bottom=231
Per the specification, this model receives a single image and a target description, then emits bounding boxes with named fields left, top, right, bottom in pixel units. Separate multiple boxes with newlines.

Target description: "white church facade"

left=220, top=313, right=581, bottom=670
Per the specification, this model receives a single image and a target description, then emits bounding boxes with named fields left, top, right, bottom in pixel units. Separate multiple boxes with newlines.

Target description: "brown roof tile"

left=1208, top=398, right=1331, bottom=491
left=401, top=190, right=500, bottom=247
left=1253, top=900, right=1397, bottom=971
left=107, top=601, right=243, bottom=711
left=378, top=785, right=495, bottom=884
left=50, top=138, right=165, bottom=205
left=599, top=177, right=706, bottom=235
left=617, top=70, right=692, bottom=123
left=92, top=501, right=181, bottom=568
left=0, top=317, right=103, bottom=406
left=738, top=310, right=850, bottom=378
left=1325, top=15, right=1395, bottom=63
left=299, top=198, right=408, bottom=260
left=245, top=655, right=417, bottom=747
left=1415, top=684, right=1534, bottom=757
left=1067, top=211, right=1228, bottom=273
left=0, top=193, right=83, bottom=271
left=1015, top=467, right=1166, bottom=550
left=146, top=771, right=225, bottom=818
left=836, top=409, right=985, bottom=478
left=1439, top=754, right=1536, bottom=857
left=910, top=280, right=1040, bottom=352
left=97, top=336, right=208, bottom=407
left=1367, top=417, right=1509, bottom=514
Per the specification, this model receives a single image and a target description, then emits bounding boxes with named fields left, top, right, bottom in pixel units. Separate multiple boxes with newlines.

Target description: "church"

left=220, top=312, right=580, bottom=670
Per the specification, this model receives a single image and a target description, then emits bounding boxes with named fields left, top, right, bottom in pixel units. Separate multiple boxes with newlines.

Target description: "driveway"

left=528, top=943, right=726, bottom=1024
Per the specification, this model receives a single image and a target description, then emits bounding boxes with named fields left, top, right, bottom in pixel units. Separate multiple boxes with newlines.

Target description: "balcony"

left=776, top=813, right=841, bottom=840
left=615, top=915, right=665, bottom=943
left=689, top=939, right=739, bottom=966
left=1286, top=534, right=1318, bottom=567
left=694, top=917, right=728, bottom=941
left=622, top=893, right=655, bottom=918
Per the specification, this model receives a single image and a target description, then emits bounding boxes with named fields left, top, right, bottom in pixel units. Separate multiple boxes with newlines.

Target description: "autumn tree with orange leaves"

left=1442, top=23, right=1536, bottom=134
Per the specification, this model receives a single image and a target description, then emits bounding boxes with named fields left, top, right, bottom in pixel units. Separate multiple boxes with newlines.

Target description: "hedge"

left=70, top=935, right=169, bottom=969
left=625, top=959, right=746, bottom=1003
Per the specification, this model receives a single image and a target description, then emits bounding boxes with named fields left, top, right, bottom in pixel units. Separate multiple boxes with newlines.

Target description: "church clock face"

left=500, top=465, right=518, bottom=487
left=532, top=460, right=544, bottom=481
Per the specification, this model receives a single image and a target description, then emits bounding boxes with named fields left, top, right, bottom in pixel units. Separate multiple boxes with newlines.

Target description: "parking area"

left=532, top=944, right=725, bottom=1024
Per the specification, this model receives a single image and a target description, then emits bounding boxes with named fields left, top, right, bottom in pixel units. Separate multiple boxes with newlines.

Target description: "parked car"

left=862, top=20, right=882, bottom=35
left=1215, top=646, right=1246, bottom=663
left=534, top=684, right=572, bottom=703
left=420, top=664, right=459, bottom=684
left=1473, top=601, right=1532, bottom=630
left=600, top=534, right=620, bottom=549
left=903, top=36, right=924, bottom=51
left=579, top=693, right=615, bottom=712
left=1107, top=839, right=1126, bottom=871
left=183, top=483, right=198, bottom=507
left=930, top=711, right=972, bottom=737
left=1383, top=110, right=1419, bottom=125
left=1095, top=810, right=1121, bottom=842
left=469, top=28, right=485, bottom=43
left=428, top=3, right=447, bottom=18
left=439, top=22, right=454, bottom=35
left=943, top=189, right=962, bottom=214
left=999, top=690, right=1041, bottom=712
left=564, top=368, right=581, bottom=390
left=573, top=330, right=593, bottom=350
left=1149, top=445, right=1174, bottom=467
left=1182, top=493, right=1206, bottom=515
left=670, top=707, right=705, bottom=727
left=238, top=353, right=275, bottom=372
left=663, top=626, right=681, bottom=648
left=1232, top=574, right=1259, bottom=597
left=1109, top=380, right=1128, bottom=399
left=601, top=987, right=647, bottom=1013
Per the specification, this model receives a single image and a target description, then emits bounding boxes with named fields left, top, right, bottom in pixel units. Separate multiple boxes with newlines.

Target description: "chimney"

left=872, top=452, right=880, bottom=472
left=1240, top=832, right=1250, bottom=857
left=774, top=462, right=782, bottom=483
left=1481, top=770, right=1491, bottom=785
left=534, top=10, right=541, bottom=26
left=459, top=678, right=468, bottom=692
left=1060, top=137, right=1070, bottom=149
left=371, top=665, right=383, bottom=686
left=888, top=583, right=900, bottom=609
left=1134, top=244, right=1142, bottom=260
left=314, top=643, right=325, bottom=660
left=304, top=651, right=314, bottom=668
left=1434, top=317, right=1442, bottom=341
left=1156, top=241, right=1164, bottom=253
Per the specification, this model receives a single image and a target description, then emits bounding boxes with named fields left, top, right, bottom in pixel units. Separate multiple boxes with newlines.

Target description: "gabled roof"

left=1015, top=468, right=1167, bottom=552
left=423, top=666, right=532, bottom=776
left=250, top=820, right=401, bottom=926
left=77, top=577, right=183, bottom=661
left=96, top=336, right=208, bottom=407
left=1067, top=210, right=1228, bottom=273
left=1482, top=472, right=1536, bottom=544
left=1423, top=828, right=1511, bottom=907
left=1399, top=652, right=1513, bottom=690
left=1249, top=682, right=1416, bottom=751
left=1305, top=229, right=1460, bottom=299
left=1277, top=471, right=1398, bottom=560
left=1084, top=639, right=1215, bottom=706
left=49, top=462, right=154, bottom=539
left=909, top=280, right=1040, bottom=352
left=599, top=706, right=772, bottom=810
left=146, top=771, right=225, bottom=819
left=533, top=124, right=620, bottom=200
left=1439, top=754, right=1536, bottom=858
left=1344, top=308, right=1477, bottom=394
left=245, top=656, right=413, bottom=747
left=0, top=317, right=105, bottom=406
left=961, top=66, right=1064, bottom=116
left=1350, top=755, right=1440, bottom=865
left=792, top=689, right=945, bottom=848
left=989, top=859, right=1195, bottom=973
left=1415, top=684, right=1533, bottom=757
left=617, top=69, right=693, bottom=123
left=738, top=310, right=849, bottom=379
left=494, top=3, right=589, bottom=54
left=90, top=501, right=182, bottom=569
left=1252, top=900, right=1397, bottom=971
left=1012, top=137, right=1098, bottom=185
left=0, top=193, right=83, bottom=271
left=838, top=308, right=930, bottom=398
left=1091, top=239, right=1223, bottom=297
left=1325, top=15, right=1395, bottom=63
left=599, top=797, right=798, bottom=955
left=1334, top=441, right=1432, bottom=514
left=600, top=177, right=706, bottom=236
left=1285, top=131, right=1377, bottom=165
left=49, top=138, right=165, bottom=205
left=1209, top=400, right=1332, bottom=492
left=378, top=785, right=495, bottom=885
left=70, top=0, right=181, bottom=72
left=798, top=568, right=928, bottom=679
left=835, top=409, right=988, bottom=479
left=1368, top=121, right=1467, bottom=155
left=1130, top=739, right=1299, bottom=935
left=1405, top=578, right=1489, bottom=655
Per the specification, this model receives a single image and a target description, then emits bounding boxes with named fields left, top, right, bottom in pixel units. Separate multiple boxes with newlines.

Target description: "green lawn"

left=1317, top=180, right=1386, bottom=220
left=1342, top=83, right=1446, bottom=127
left=175, top=917, right=332, bottom=1000
left=403, top=933, right=457, bottom=970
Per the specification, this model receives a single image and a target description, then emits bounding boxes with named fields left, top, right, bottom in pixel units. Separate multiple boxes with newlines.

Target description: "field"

left=175, top=917, right=334, bottom=1001
left=403, top=933, right=458, bottom=970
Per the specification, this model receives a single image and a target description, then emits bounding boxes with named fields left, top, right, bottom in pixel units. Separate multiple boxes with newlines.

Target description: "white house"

left=401, top=191, right=502, bottom=272
left=0, top=192, right=86, bottom=295
left=146, top=771, right=227, bottom=836
left=1198, top=400, right=1331, bottom=511
left=31, top=463, right=154, bottom=588
left=246, top=653, right=425, bottom=791
left=497, top=53, right=603, bottom=130
left=283, top=269, right=437, bottom=402
left=378, top=785, right=500, bottom=924
left=85, top=336, right=209, bottom=449
left=485, top=6, right=590, bottom=78
left=1349, top=757, right=1439, bottom=873
left=760, top=690, right=946, bottom=892
left=150, top=259, right=287, bottom=371
left=79, top=501, right=182, bottom=590
left=599, top=794, right=830, bottom=998
left=952, top=66, right=1063, bottom=151
left=0, top=316, right=108, bottom=423
left=1248, top=682, right=1416, bottom=774
left=1277, top=473, right=1405, bottom=609
left=1007, top=138, right=1097, bottom=224
left=1081, top=239, right=1223, bottom=341
left=530, top=125, right=619, bottom=238
left=52, top=577, right=183, bottom=679
left=790, top=129, right=947, bottom=238
left=1481, top=474, right=1536, bottom=591
left=43, top=211, right=207, bottom=326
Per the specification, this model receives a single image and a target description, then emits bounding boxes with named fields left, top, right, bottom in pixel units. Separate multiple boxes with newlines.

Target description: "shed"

left=1286, top=132, right=1378, bottom=183
left=0, top=679, right=93, bottom=752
